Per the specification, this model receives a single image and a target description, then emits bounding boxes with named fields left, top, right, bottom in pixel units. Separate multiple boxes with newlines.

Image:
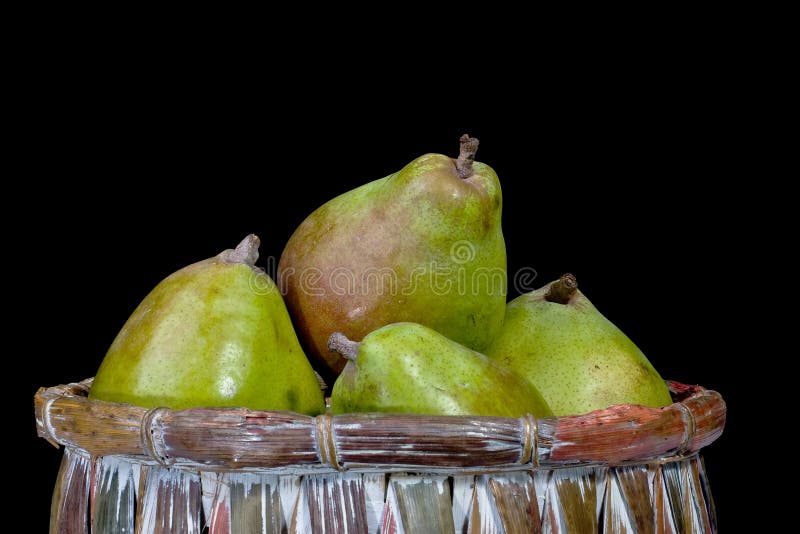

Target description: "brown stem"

left=328, top=332, right=360, bottom=362
left=222, top=234, right=260, bottom=266
left=545, top=273, right=578, bottom=304
left=456, top=134, right=480, bottom=178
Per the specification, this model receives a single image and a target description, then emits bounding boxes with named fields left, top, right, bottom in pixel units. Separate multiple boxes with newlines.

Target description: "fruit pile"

left=90, top=136, right=672, bottom=418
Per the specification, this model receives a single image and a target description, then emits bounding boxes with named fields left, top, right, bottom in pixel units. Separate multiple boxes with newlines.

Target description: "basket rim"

left=35, top=378, right=725, bottom=472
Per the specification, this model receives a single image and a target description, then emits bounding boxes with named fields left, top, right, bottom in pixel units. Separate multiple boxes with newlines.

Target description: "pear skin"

left=485, top=274, right=673, bottom=416
left=328, top=323, right=552, bottom=418
left=279, top=135, right=507, bottom=377
left=90, top=235, right=325, bottom=414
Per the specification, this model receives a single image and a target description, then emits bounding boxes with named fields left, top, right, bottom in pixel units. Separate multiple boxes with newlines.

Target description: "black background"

left=15, top=49, right=749, bottom=531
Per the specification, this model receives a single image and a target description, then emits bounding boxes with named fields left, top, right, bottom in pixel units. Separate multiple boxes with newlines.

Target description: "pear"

left=328, top=323, right=552, bottom=418
left=485, top=274, right=673, bottom=416
left=279, top=135, right=507, bottom=377
left=90, top=235, right=326, bottom=414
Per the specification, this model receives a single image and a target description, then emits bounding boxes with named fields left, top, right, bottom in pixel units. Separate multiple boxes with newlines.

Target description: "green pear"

left=485, top=274, right=673, bottom=416
left=328, top=323, right=552, bottom=418
left=90, top=235, right=325, bottom=414
left=279, top=135, right=507, bottom=377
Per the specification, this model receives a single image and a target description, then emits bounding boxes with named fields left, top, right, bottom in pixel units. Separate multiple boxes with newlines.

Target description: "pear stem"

left=456, top=134, right=480, bottom=178
left=545, top=273, right=578, bottom=304
left=328, top=332, right=360, bottom=363
left=223, top=234, right=260, bottom=266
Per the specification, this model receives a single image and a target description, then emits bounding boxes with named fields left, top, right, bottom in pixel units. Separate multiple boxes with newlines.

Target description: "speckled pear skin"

left=329, top=323, right=552, bottom=417
left=278, top=136, right=507, bottom=376
left=485, top=277, right=672, bottom=416
left=89, top=235, right=326, bottom=414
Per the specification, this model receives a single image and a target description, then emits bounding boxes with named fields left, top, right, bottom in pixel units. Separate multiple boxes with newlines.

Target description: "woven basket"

left=35, top=379, right=725, bottom=533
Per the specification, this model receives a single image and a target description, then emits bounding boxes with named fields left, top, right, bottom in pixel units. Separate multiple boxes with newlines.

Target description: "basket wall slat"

left=135, top=465, right=202, bottom=533
left=50, top=448, right=92, bottom=534
left=91, top=456, right=137, bottom=533
left=541, top=466, right=604, bottom=532
left=471, top=472, right=540, bottom=533
left=452, top=476, right=474, bottom=531
left=604, top=464, right=654, bottom=533
left=300, top=473, right=369, bottom=532
left=384, top=475, right=454, bottom=533
left=228, top=473, right=282, bottom=532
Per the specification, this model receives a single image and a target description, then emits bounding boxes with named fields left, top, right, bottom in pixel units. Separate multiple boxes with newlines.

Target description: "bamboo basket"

left=35, top=378, right=724, bottom=533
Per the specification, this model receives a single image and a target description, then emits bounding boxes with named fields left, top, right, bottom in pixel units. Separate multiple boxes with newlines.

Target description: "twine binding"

left=315, top=414, right=342, bottom=470
left=141, top=407, right=171, bottom=466
left=519, top=414, right=539, bottom=467
left=676, top=401, right=697, bottom=455
left=42, top=395, right=66, bottom=448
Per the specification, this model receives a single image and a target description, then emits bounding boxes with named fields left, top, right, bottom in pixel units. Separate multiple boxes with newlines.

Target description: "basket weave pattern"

left=36, top=380, right=725, bottom=533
